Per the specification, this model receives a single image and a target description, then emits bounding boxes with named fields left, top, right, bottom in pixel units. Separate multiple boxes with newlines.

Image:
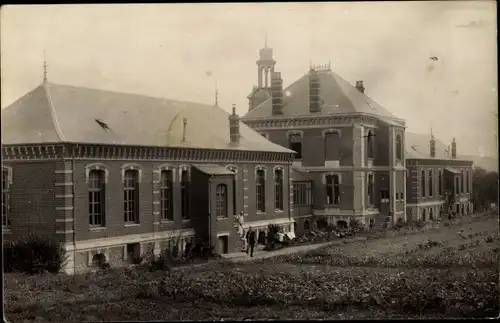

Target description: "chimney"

left=355, top=80, right=365, bottom=93
left=182, top=118, right=187, bottom=142
left=229, top=104, right=240, bottom=146
left=309, top=68, right=321, bottom=113
left=430, top=134, right=436, bottom=158
left=451, top=138, right=457, bottom=159
left=271, top=72, right=284, bottom=116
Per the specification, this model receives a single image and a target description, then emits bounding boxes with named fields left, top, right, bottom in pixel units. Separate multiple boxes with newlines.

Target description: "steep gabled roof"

left=242, top=70, right=404, bottom=126
left=1, top=82, right=294, bottom=153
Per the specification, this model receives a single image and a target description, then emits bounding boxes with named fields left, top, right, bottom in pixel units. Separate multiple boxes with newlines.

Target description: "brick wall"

left=2, top=161, right=60, bottom=241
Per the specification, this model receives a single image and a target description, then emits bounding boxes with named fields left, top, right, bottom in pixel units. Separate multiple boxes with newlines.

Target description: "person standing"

left=246, top=226, right=256, bottom=257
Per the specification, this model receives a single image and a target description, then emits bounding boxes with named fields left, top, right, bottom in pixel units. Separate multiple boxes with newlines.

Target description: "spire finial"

left=43, top=50, right=48, bottom=83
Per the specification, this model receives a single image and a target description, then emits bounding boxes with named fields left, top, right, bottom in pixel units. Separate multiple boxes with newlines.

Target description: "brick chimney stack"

left=451, top=138, right=457, bottom=159
left=309, top=68, right=321, bottom=113
left=271, top=72, right=284, bottom=116
left=355, top=80, right=365, bottom=93
left=430, top=134, right=436, bottom=158
left=229, top=104, right=240, bottom=146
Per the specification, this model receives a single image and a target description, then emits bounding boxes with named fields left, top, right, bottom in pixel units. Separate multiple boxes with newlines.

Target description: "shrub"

left=4, top=235, right=66, bottom=274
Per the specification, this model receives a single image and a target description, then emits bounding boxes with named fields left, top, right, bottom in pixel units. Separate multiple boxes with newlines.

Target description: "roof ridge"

left=43, top=83, right=66, bottom=141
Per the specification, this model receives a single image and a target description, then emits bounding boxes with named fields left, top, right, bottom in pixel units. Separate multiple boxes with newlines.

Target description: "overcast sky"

left=1, top=2, right=497, bottom=156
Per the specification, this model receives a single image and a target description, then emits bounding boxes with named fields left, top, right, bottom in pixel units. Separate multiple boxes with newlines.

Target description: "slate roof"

left=405, top=132, right=471, bottom=162
left=242, top=70, right=405, bottom=126
left=1, top=82, right=294, bottom=153
left=194, top=164, right=236, bottom=176
left=291, top=168, right=312, bottom=182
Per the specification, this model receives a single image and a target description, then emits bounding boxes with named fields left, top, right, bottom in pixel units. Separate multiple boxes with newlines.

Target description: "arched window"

left=215, top=184, right=228, bottom=218
left=461, top=171, right=465, bottom=194
left=304, top=220, right=310, bottom=230
left=428, top=170, right=433, bottom=197
left=324, top=130, right=341, bottom=161
left=396, top=135, right=402, bottom=160
left=366, top=130, right=374, bottom=159
left=288, top=133, right=302, bottom=159
left=325, top=174, right=340, bottom=205
left=466, top=170, right=469, bottom=193
left=160, top=170, right=174, bottom=221
left=181, top=169, right=190, bottom=219
left=438, top=170, right=443, bottom=195
left=421, top=170, right=426, bottom=198
left=274, top=169, right=284, bottom=210
left=89, top=170, right=106, bottom=227
left=124, top=170, right=139, bottom=223
left=256, top=168, right=266, bottom=212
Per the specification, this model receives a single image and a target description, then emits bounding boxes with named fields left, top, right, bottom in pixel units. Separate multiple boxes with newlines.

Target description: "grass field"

left=4, top=212, right=499, bottom=321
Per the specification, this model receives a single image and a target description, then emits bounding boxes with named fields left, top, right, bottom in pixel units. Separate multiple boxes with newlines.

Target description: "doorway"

left=218, top=235, right=229, bottom=254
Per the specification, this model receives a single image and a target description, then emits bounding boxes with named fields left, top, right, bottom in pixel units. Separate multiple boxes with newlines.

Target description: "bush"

left=4, top=235, right=66, bottom=274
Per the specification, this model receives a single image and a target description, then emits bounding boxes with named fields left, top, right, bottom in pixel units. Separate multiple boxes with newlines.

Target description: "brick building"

left=1, top=78, right=295, bottom=274
left=242, top=43, right=407, bottom=231
left=405, top=132, right=474, bottom=221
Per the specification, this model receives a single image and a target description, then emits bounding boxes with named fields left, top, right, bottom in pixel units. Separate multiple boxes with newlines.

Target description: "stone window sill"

left=256, top=211, right=266, bottom=215
left=160, top=219, right=174, bottom=224
left=217, top=216, right=229, bottom=220
left=275, top=209, right=285, bottom=213
left=124, top=223, right=140, bottom=228
left=89, top=226, right=106, bottom=232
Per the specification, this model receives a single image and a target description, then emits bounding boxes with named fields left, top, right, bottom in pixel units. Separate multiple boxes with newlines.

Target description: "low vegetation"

left=4, top=212, right=499, bottom=321
left=4, top=235, right=66, bottom=274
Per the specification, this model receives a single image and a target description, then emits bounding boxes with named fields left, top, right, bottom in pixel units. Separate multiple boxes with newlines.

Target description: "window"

left=366, top=130, right=374, bottom=159
left=215, top=184, right=228, bottom=217
left=256, top=169, right=266, bottom=212
left=274, top=169, right=284, bottom=210
left=293, top=182, right=312, bottom=205
left=2, top=168, right=11, bottom=227
left=438, top=170, right=443, bottom=195
left=428, top=170, right=433, bottom=197
left=324, top=131, right=341, bottom=161
left=461, top=171, right=465, bottom=194
left=380, top=189, right=389, bottom=200
left=466, top=170, right=469, bottom=193
left=289, top=134, right=302, bottom=159
left=400, top=192, right=404, bottom=200
left=160, top=170, right=173, bottom=221
left=396, top=192, right=400, bottom=200
left=89, top=170, right=105, bottom=227
left=325, top=174, right=340, bottom=205
left=396, top=134, right=402, bottom=160
left=124, top=170, right=139, bottom=223
left=367, top=174, right=374, bottom=205
left=422, top=208, right=426, bottom=221
left=421, top=170, right=426, bottom=198
left=181, top=170, right=190, bottom=220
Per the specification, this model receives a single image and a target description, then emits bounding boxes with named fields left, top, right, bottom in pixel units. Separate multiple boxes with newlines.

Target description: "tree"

left=472, top=167, right=499, bottom=211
